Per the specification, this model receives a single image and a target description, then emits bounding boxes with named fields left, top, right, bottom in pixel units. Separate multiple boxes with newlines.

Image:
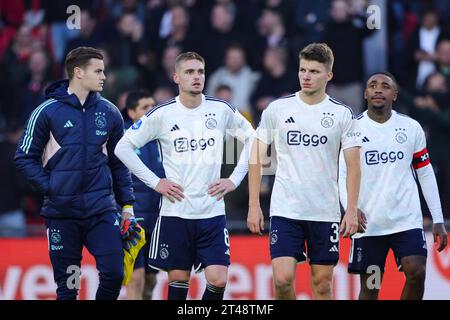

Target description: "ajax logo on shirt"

left=204, top=113, right=218, bottom=129
left=321, top=113, right=335, bottom=128
left=395, top=128, right=407, bottom=144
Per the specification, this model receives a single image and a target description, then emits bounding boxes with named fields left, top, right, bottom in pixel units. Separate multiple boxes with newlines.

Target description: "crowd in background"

left=0, top=0, right=449, bottom=236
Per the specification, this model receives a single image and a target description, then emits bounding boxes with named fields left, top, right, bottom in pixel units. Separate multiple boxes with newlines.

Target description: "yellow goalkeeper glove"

left=122, top=223, right=146, bottom=285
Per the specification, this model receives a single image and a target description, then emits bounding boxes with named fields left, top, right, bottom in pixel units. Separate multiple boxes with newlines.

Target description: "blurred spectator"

left=261, top=0, right=297, bottom=33
left=252, top=8, right=292, bottom=70
left=0, top=0, right=25, bottom=59
left=241, top=0, right=298, bottom=59
left=201, top=1, right=246, bottom=74
left=215, top=84, right=248, bottom=225
left=323, top=0, right=376, bottom=113
left=387, top=0, right=406, bottom=78
left=435, top=39, right=450, bottom=85
left=105, top=12, right=144, bottom=68
left=432, top=0, right=450, bottom=31
left=0, top=120, right=28, bottom=237
left=155, top=5, right=198, bottom=58
left=206, top=44, right=260, bottom=119
left=64, top=9, right=103, bottom=56
left=22, top=1, right=45, bottom=29
left=140, top=0, right=180, bottom=79
left=108, top=0, right=147, bottom=22
left=251, top=46, right=297, bottom=126
left=99, top=47, right=139, bottom=103
left=17, top=49, right=53, bottom=122
left=116, top=90, right=129, bottom=113
left=0, top=63, right=14, bottom=128
left=400, top=1, right=423, bottom=39
left=413, top=71, right=450, bottom=218
left=1, top=24, right=45, bottom=122
left=143, top=0, right=170, bottom=52
left=151, top=44, right=180, bottom=94
left=403, top=7, right=447, bottom=91
left=153, top=85, right=176, bottom=104
left=2, top=25, right=41, bottom=86
left=214, top=84, right=233, bottom=103
left=294, top=0, right=331, bottom=48
left=257, top=8, right=289, bottom=49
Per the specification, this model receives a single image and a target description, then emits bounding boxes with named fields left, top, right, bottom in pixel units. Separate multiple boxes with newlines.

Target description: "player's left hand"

left=119, top=215, right=144, bottom=251
left=121, top=216, right=141, bottom=239
left=433, top=223, right=448, bottom=252
left=122, top=224, right=143, bottom=251
left=340, top=208, right=358, bottom=238
left=208, top=179, right=236, bottom=200
left=357, top=209, right=367, bottom=233
left=120, top=205, right=134, bottom=229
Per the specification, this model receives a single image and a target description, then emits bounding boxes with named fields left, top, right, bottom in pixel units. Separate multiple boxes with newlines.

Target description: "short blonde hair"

left=299, top=43, right=334, bottom=71
left=175, top=51, right=205, bottom=69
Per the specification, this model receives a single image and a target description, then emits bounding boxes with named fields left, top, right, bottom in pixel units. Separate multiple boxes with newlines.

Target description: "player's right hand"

left=433, top=223, right=448, bottom=252
left=155, top=179, right=184, bottom=203
left=340, top=208, right=358, bottom=238
left=247, top=206, right=265, bottom=235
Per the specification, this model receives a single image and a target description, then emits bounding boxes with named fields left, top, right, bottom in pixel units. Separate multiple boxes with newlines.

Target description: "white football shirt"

left=123, top=94, right=255, bottom=219
left=257, top=92, right=361, bottom=222
left=339, top=110, right=429, bottom=237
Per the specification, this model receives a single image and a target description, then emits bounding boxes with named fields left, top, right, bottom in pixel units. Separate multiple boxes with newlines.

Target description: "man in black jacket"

left=323, top=0, right=376, bottom=114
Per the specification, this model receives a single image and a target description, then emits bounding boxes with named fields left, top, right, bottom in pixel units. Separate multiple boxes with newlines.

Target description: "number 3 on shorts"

left=330, top=223, right=339, bottom=243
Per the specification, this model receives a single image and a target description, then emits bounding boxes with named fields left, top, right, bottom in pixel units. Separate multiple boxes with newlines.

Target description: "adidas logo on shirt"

left=64, top=120, right=74, bottom=128
left=170, top=124, right=180, bottom=131
left=285, top=116, right=295, bottom=123
left=362, top=136, right=370, bottom=143
left=329, top=245, right=338, bottom=252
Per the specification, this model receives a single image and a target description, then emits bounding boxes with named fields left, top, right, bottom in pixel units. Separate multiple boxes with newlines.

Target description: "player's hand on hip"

left=208, top=179, right=236, bottom=200
left=433, top=223, right=448, bottom=252
left=247, top=206, right=265, bottom=235
left=357, top=209, right=367, bottom=233
left=340, top=208, right=358, bottom=238
left=155, top=179, right=184, bottom=203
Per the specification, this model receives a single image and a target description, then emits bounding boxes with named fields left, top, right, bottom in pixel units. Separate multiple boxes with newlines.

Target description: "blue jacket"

left=14, top=80, right=134, bottom=219
left=124, top=120, right=165, bottom=217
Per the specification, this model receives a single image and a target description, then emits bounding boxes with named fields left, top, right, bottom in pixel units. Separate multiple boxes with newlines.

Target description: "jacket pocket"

left=48, top=170, right=82, bottom=196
